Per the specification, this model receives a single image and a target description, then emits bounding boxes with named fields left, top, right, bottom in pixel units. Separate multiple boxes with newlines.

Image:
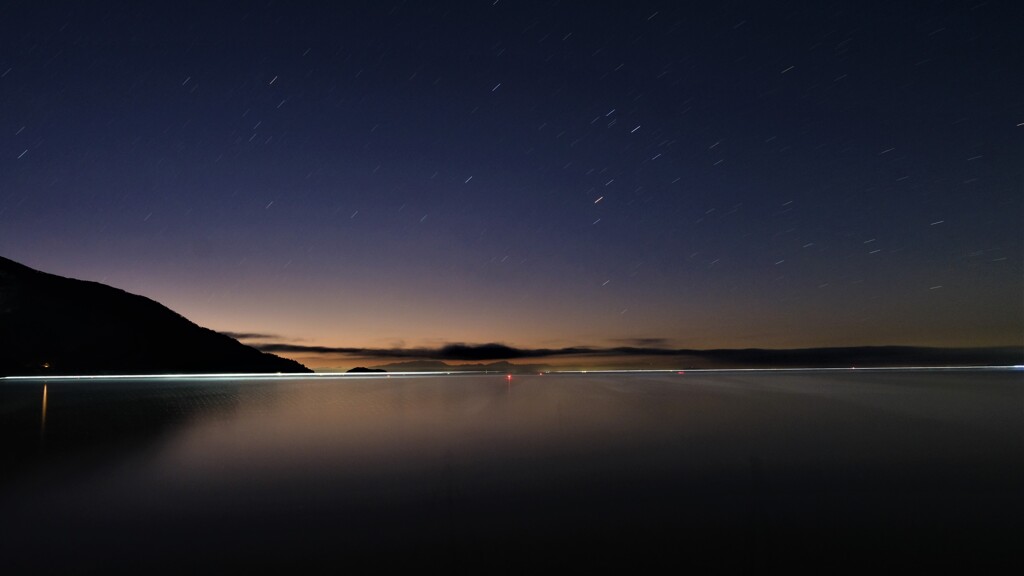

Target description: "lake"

left=1, top=369, right=1021, bottom=573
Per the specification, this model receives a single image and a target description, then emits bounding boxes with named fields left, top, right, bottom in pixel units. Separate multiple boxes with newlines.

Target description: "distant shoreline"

left=5, top=364, right=1021, bottom=381
left=271, top=345, right=1024, bottom=373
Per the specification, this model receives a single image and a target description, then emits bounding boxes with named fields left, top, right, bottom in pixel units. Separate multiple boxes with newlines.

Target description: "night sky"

left=2, top=1, right=1021, bottom=369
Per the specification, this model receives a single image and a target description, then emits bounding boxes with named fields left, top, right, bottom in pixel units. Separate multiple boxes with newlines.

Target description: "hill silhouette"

left=0, top=256, right=310, bottom=376
left=372, top=360, right=552, bottom=373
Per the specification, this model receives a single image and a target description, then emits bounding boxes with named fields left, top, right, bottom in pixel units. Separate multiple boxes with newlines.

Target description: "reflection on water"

left=40, top=384, right=46, bottom=438
left=1, top=371, right=1022, bottom=572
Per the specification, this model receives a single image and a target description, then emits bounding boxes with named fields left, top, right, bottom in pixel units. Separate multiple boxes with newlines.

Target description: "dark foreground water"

left=1, top=370, right=1021, bottom=573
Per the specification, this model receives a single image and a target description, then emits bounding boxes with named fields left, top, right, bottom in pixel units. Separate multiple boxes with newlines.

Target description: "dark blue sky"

left=2, top=1, right=1021, bottom=368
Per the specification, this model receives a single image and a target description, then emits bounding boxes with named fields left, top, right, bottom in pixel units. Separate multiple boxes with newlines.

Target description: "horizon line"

left=248, top=341, right=1024, bottom=362
left=4, top=365, right=1023, bottom=381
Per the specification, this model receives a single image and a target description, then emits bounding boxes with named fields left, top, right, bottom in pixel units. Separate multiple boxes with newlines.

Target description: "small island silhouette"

left=0, top=256, right=310, bottom=376
left=346, top=366, right=387, bottom=373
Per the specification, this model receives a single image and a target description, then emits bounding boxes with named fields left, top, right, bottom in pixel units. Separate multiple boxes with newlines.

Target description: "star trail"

left=2, top=1, right=1020, bottom=369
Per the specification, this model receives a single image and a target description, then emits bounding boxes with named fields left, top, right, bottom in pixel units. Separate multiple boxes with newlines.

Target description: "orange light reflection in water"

left=40, top=384, right=48, bottom=438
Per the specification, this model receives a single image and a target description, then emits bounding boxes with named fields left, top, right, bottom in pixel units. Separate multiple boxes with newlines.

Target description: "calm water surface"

left=1, top=370, right=1021, bottom=573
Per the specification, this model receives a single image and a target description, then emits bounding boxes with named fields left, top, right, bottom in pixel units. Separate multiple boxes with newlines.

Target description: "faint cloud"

left=220, top=331, right=282, bottom=341
left=609, top=337, right=673, bottom=348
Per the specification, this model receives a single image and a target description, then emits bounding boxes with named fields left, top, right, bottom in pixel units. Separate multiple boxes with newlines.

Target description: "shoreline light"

left=1, top=365, right=1021, bottom=382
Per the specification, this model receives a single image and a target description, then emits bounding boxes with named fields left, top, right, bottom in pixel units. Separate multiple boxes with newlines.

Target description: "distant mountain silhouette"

left=255, top=339, right=1022, bottom=370
left=346, top=366, right=387, bottom=373
left=0, top=256, right=310, bottom=376
left=373, top=360, right=552, bottom=373
left=682, top=345, right=1024, bottom=368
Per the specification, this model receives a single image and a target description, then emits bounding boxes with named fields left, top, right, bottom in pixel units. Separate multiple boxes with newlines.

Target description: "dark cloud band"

left=220, top=331, right=281, bottom=340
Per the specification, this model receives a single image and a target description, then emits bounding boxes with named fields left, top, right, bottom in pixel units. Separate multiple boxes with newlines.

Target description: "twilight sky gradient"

left=2, top=1, right=1021, bottom=368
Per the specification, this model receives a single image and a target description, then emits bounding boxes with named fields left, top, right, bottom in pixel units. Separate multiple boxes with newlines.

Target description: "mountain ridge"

left=0, top=256, right=310, bottom=376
